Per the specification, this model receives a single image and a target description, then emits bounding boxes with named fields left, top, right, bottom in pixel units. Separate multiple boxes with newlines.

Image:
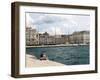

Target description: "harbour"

left=26, top=45, right=89, bottom=66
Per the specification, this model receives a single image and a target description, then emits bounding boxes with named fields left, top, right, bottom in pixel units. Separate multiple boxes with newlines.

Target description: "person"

left=40, top=52, right=48, bottom=60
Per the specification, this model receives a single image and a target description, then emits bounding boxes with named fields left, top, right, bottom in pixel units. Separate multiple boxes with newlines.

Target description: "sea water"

left=26, top=45, right=89, bottom=65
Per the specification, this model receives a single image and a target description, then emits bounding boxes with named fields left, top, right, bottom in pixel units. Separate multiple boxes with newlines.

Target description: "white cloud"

left=26, top=13, right=90, bottom=35
left=48, top=27, right=63, bottom=35
left=26, top=13, right=37, bottom=29
left=26, top=13, right=32, bottom=27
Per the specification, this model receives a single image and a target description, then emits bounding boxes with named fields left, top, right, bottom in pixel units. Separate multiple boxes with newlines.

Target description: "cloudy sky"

left=26, top=12, right=90, bottom=35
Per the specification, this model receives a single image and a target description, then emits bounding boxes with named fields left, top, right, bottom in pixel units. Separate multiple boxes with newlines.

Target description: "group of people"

left=40, top=52, right=48, bottom=60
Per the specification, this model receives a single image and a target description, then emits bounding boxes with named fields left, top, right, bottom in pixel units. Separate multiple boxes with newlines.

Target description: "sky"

left=26, top=12, right=90, bottom=35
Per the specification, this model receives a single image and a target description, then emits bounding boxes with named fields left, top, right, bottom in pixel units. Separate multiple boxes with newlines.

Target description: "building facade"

left=26, top=27, right=39, bottom=46
left=69, top=31, right=89, bottom=44
left=26, top=27, right=90, bottom=46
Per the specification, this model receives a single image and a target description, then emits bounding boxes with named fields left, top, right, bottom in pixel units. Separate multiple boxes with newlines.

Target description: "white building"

left=69, top=31, right=89, bottom=44
left=26, top=27, right=38, bottom=45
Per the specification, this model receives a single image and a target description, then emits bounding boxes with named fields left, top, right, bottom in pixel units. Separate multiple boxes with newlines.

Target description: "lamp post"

left=55, top=26, right=56, bottom=44
left=37, top=26, right=39, bottom=45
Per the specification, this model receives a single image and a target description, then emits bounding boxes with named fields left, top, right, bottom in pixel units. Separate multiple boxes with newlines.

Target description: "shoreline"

left=26, top=54, right=65, bottom=67
left=26, top=44, right=89, bottom=48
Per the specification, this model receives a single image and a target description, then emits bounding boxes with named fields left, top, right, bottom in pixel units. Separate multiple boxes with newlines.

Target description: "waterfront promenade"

left=26, top=54, right=65, bottom=67
left=26, top=44, right=88, bottom=48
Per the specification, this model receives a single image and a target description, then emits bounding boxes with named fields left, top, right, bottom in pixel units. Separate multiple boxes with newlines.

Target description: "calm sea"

left=26, top=45, right=89, bottom=65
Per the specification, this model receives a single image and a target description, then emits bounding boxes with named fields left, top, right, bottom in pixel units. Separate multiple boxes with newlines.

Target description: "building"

left=26, top=27, right=39, bottom=46
left=26, top=26, right=89, bottom=46
left=69, top=31, right=89, bottom=44
left=39, top=32, right=55, bottom=45
left=39, top=33, right=67, bottom=45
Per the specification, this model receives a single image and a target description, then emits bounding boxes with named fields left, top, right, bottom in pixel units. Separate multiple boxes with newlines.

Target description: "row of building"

left=26, top=27, right=89, bottom=46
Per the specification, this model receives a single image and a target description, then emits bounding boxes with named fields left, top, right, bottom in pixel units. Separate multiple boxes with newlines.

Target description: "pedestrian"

left=40, top=52, right=48, bottom=60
